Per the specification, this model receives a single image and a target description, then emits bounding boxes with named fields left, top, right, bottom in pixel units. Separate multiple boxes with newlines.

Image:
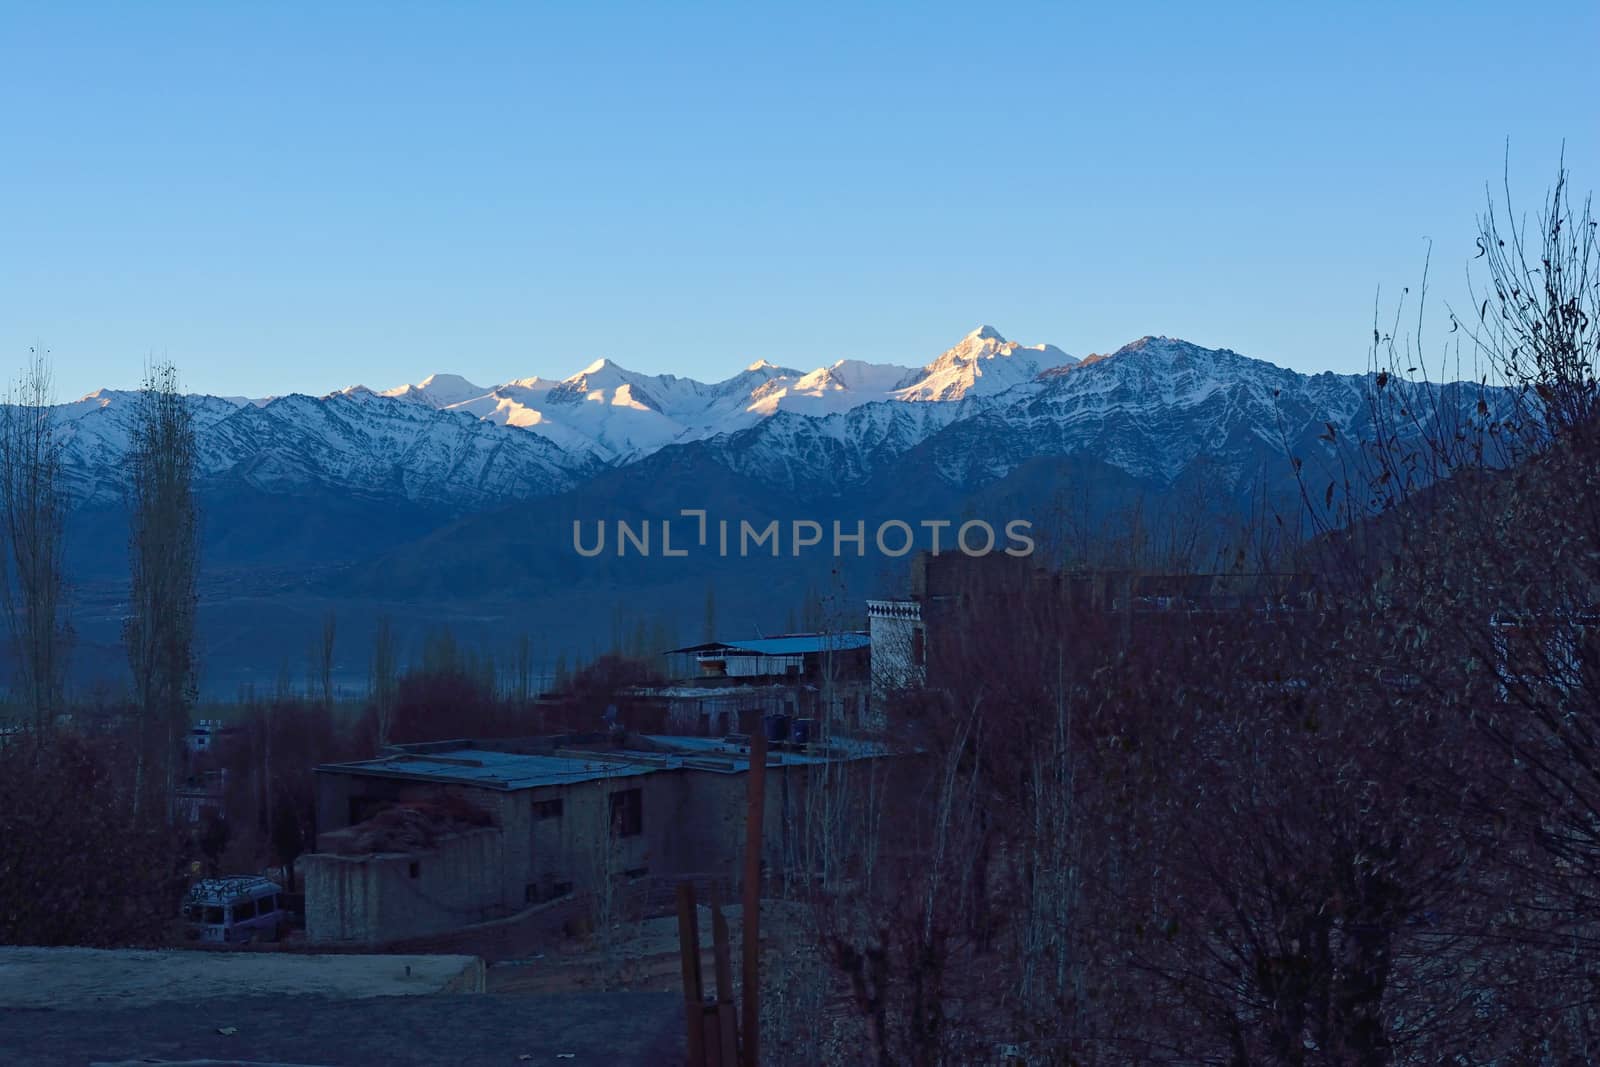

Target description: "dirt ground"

left=0, top=946, right=483, bottom=1008
left=486, top=904, right=751, bottom=995
left=0, top=944, right=682, bottom=1066
left=0, top=992, right=683, bottom=1066
left=0, top=903, right=835, bottom=1066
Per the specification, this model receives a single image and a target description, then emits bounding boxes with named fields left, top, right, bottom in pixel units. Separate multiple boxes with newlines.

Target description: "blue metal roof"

left=318, top=749, right=661, bottom=790
left=724, top=634, right=870, bottom=655
left=317, top=734, right=894, bottom=791
left=666, top=633, right=870, bottom=657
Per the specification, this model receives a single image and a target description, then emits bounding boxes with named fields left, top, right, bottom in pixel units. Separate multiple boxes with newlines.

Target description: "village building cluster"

left=210, top=552, right=1333, bottom=947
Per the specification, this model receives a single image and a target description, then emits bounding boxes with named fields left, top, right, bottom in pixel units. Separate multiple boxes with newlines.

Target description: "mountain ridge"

left=45, top=326, right=1508, bottom=693
left=48, top=327, right=1462, bottom=511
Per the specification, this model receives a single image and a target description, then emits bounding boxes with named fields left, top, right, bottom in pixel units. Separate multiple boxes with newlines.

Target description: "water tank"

left=764, top=713, right=790, bottom=743
left=791, top=718, right=813, bottom=745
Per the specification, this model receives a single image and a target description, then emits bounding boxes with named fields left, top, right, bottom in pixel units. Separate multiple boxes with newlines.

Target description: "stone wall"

left=303, top=827, right=505, bottom=944
left=522, top=775, right=652, bottom=900
left=309, top=757, right=896, bottom=943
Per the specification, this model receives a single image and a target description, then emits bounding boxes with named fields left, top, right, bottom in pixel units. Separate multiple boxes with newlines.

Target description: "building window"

left=535, top=798, right=564, bottom=819
left=610, top=788, right=643, bottom=838
left=911, top=627, right=926, bottom=667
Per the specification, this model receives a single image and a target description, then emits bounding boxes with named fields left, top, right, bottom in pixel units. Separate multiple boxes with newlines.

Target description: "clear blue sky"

left=2, top=2, right=1594, bottom=400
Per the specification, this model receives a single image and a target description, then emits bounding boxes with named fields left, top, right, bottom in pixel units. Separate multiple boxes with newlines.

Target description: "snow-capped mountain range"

left=49, top=325, right=1425, bottom=511
left=334, top=323, right=1077, bottom=465
left=51, top=325, right=1499, bottom=691
left=52, top=326, right=1083, bottom=503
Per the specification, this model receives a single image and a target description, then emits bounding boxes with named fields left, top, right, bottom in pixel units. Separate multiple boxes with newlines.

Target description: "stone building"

left=303, top=734, right=889, bottom=945
left=639, top=632, right=874, bottom=736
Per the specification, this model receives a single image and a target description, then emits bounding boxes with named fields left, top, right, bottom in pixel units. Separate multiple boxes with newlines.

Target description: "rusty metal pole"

left=677, top=882, right=706, bottom=1065
left=710, top=886, right=735, bottom=1005
left=710, top=886, right=738, bottom=1066
left=741, top=725, right=767, bottom=1067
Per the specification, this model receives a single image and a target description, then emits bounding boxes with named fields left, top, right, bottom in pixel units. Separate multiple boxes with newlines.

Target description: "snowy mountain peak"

left=560, top=358, right=657, bottom=395
left=1098, top=337, right=1255, bottom=378
left=1112, top=336, right=1213, bottom=359
left=743, top=357, right=918, bottom=420
left=810, top=359, right=914, bottom=392
left=895, top=326, right=1077, bottom=401
left=378, top=372, right=487, bottom=408
left=417, top=372, right=479, bottom=391
left=745, top=358, right=781, bottom=373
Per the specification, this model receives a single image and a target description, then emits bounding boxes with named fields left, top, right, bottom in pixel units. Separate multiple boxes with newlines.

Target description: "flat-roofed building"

left=304, top=733, right=891, bottom=945
left=644, top=632, right=873, bottom=735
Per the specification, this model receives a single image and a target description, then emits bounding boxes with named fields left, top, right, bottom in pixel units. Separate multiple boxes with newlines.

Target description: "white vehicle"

left=183, top=876, right=286, bottom=944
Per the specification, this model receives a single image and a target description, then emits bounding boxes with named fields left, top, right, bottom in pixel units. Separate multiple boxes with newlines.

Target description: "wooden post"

left=677, top=882, right=706, bottom=1065
left=742, top=726, right=768, bottom=1067
left=706, top=886, right=740, bottom=1066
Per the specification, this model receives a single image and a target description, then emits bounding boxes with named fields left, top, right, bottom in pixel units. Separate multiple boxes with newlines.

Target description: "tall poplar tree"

left=0, top=349, right=70, bottom=733
left=125, top=361, right=198, bottom=823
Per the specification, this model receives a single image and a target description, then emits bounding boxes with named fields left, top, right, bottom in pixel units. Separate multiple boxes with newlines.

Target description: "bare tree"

left=1014, top=649, right=1083, bottom=1043
left=370, top=613, right=398, bottom=748
left=0, top=348, right=71, bottom=733
left=125, top=360, right=199, bottom=824
left=1293, top=153, right=1600, bottom=1053
left=318, top=610, right=336, bottom=711
left=514, top=631, right=534, bottom=707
